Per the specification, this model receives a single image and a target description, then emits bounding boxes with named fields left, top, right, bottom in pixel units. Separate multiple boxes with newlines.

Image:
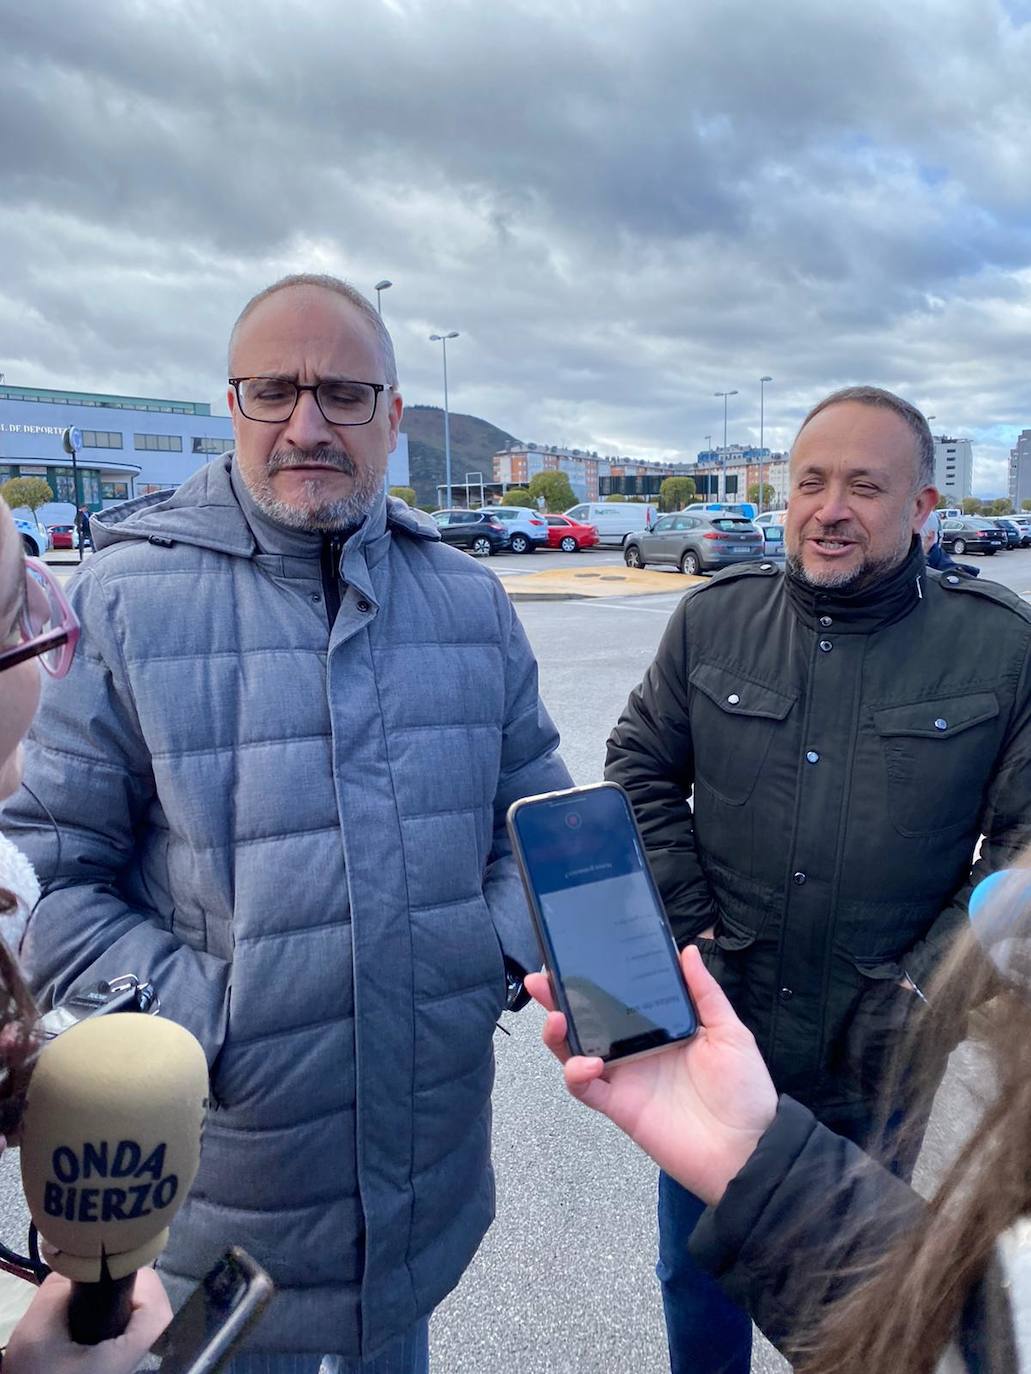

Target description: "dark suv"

left=941, top=518, right=1003, bottom=556
left=430, top=509, right=510, bottom=557
left=623, top=512, right=764, bottom=575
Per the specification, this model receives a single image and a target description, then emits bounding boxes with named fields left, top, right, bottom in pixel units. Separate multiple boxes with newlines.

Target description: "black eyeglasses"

left=229, top=377, right=389, bottom=426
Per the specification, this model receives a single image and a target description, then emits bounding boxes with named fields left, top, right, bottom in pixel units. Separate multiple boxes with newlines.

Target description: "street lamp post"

left=759, top=376, right=772, bottom=513
left=429, top=332, right=460, bottom=507
left=374, top=280, right=392, bottom=315
left=61, top=426, right=84, bottom=564
left=713, top=391, right=738, bottom=502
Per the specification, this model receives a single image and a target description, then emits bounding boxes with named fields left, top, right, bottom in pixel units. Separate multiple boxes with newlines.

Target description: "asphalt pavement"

left=9, top=540, right=1015, bottom=1370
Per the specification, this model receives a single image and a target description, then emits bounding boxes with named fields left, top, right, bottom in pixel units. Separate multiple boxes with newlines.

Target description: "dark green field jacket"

left=607, top=540, right=1031, bottom=1131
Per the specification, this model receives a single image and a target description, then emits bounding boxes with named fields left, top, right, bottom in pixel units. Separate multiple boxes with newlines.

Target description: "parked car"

left=13, top=514, right=48, bottom=557
left=475, top=505, right=548, bottom=554
left=623, top=512, right=765, bottom=575
left=430, top=509, right=510, bottom=556
left=47, top=523, right=80, bottom=550
left=754, top=509, right=788, bottom=556
left=564, top=502, right=656, bottom=548
left=544, top=514, right=598, bottom=552
left=940, top=518, right=1004, bottom=556
left=1011, top=515, right=1031, bottom=546
left=684, top=501, right=758, bottom=520
left=990, top=517, right=1023, bottom=549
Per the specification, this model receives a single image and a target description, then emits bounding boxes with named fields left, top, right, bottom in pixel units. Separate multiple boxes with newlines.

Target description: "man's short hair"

left=228, top=273, right=398, bottom=387
left=794, top=386, right=934, bottom=490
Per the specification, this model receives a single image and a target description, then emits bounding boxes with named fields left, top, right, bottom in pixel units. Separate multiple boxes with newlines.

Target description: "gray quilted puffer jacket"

left=3, top=457, right=570, bottom=1357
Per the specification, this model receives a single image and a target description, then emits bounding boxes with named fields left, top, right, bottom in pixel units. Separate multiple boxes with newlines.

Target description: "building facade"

left=0, top=384, right=409, bottom=527
left=933, top=435, right=973, bottom=503
left=1009, top=431, right=1031, bottom=510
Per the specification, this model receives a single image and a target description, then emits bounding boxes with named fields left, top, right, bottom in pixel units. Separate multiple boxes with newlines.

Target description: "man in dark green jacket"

left=607, top=385, right=1031, bottom=1374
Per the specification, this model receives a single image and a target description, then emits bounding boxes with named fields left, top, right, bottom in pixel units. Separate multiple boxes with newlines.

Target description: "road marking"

left=577, top=598, right=679, bottom=615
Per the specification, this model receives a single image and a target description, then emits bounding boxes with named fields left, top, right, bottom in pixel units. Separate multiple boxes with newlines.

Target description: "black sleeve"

left=689, top=1097, right=924, bottom=1356
left=605, top=595, right=718, bottom=944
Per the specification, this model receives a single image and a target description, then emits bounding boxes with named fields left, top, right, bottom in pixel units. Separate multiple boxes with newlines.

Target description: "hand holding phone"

left=508, top=782, right=698, bottom=1063
left=526, top=946, right=779, bottom=1207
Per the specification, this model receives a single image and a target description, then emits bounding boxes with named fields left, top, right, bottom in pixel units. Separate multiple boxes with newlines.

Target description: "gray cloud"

left=2, top=0, right=1030, bottom=493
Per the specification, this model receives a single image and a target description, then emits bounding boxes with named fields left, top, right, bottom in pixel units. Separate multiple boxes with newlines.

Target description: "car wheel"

left=471, top=536, right=493, bottom=557
left=624, top=545, right=644, bottom=569
left=560, top=536, right=578, bottom=552
left=953, top=539, right=966, bottom=554
left=21, top=536, right=38, bottom=556
left=679, top=550, right=700, bottom=576
left=510, top=533, right=530, bottom=554
left=985, top=548, right=996, bottom=556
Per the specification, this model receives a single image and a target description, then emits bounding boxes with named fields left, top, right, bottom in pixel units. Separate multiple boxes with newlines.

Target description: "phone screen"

left=509, top=784, right=698, bottom=1060
left=152, top=1248, right=272, bottom=1374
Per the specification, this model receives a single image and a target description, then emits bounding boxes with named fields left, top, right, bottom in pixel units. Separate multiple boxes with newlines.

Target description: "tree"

left=987, top=498, right=1012, bottom=516
left=388, top=486, right=416, bottom=507
left=501, top=488, right=532, bottom=507
left=961, top=497, right=983, bottom=516
left=527, top=471, right=576, bottom=512
left=935, top=494, right=951, bottom=510
left=747, top=483, right=776, bottom=508
left=0, top=476, right=54, bottom=514
left=659, top=476, right=697, bottom=512
left=1022, top=500, right=1031, bottom=512
left=604, top=494, right=627, bottom=502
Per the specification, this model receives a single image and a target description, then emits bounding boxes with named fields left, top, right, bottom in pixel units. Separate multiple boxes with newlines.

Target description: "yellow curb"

left=498, top=566, right=704, bottom=600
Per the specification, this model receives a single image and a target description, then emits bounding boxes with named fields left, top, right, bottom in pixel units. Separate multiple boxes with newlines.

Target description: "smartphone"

left=151, top=1247, right=274, bottom=1374
left=507, top=782, right=698, bottom=1062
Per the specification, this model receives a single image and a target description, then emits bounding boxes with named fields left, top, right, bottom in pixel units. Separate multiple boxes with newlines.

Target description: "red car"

left=545, top=514, right=598, bottom=552
left=47, top=524, right=79, bottom=550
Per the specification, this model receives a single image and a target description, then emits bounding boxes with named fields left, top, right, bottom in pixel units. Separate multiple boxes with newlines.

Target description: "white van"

left=564, top=502, right=656, bottom=548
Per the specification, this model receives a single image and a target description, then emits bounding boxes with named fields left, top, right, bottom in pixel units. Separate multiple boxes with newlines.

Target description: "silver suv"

left=624, top=512, right=765, bottom=575
left=476, top=506, right=548, bottom=554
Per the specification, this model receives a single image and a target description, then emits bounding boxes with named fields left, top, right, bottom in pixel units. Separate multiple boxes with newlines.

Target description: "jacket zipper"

left=320, top=534, right=344, bottom=628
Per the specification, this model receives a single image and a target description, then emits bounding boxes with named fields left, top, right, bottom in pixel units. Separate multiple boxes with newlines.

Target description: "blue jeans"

left=224, top=1318, right=430, bottom=1374
left=657, top=1173, right=752, bottom=1374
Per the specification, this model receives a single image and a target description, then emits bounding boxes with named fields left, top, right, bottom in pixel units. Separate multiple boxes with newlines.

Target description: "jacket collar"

left=785, top=536, right=927, bottom=633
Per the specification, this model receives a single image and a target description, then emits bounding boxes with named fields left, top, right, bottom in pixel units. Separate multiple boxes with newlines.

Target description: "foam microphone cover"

left=20, top=1012, right=208, bottom=1283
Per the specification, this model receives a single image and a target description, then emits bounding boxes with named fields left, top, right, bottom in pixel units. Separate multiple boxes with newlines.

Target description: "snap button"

left=792, top=871, right=807, bottom=885
left=946, top=575, right=960, bottom=585
left=819, top=615, right=832, bottom=628
left=310, top=591, right=322, bottom=603
left=819, top=640, right=833, bottom=653
left=805, top=750, right=820, bottom=764
left=934, top=718, right=948, bottom=731
left=760, top=563, right=772, bottom=570
left=357, top=599, right=372, bottom=613
left=727, top=693, right=740, bottom=705
left=779, top=987, right=794, bottom=1002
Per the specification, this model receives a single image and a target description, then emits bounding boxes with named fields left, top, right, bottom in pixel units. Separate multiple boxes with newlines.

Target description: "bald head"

left=228, top=274, right=397, bottom=386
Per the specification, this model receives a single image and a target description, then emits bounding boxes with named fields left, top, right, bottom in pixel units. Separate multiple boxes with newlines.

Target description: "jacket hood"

left=90, top=457, right=440, bottom=557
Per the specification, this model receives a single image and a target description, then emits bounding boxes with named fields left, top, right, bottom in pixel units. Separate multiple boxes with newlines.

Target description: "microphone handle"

left=68, top=1262, right=137, bottom=1345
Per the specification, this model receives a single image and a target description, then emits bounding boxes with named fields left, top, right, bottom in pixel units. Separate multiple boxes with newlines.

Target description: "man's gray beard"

left=785, top=538, right=910, bottom=593
left=248, top=450, right=382, bottom=532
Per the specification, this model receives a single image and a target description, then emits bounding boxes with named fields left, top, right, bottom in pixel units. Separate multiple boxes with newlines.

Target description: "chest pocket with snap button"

left=689, top=662, right=797, bottom=806
left=872, top=691, right=999, bottom=836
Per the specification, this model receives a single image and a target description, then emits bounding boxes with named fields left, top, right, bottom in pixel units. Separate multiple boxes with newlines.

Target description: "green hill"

left=402, top=405, right=520, bottom=506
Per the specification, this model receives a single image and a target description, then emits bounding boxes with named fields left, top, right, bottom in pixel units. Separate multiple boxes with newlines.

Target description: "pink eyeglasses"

left=0, top=558, right=81, bottom=678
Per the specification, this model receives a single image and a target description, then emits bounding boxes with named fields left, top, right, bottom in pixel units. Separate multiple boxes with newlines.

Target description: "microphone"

left=19, top=1012, right=208, bottom=1344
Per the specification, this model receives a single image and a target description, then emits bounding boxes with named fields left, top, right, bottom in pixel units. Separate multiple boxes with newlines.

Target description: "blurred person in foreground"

left=0, top=493, right=171, bottom=1372
left=526, top=868, right=1031, bottom=1373
left=607, top=386, right=1031, bottom=1372
left=3, top=274, right=570, bottom=1371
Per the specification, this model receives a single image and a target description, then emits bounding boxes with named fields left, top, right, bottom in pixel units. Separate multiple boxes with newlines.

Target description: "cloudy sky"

left=3, top=0, right=1030, bottom=493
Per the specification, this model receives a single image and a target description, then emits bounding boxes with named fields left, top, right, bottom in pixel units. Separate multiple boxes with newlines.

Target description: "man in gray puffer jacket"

left=2, top=274, right=571, bottom=1370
